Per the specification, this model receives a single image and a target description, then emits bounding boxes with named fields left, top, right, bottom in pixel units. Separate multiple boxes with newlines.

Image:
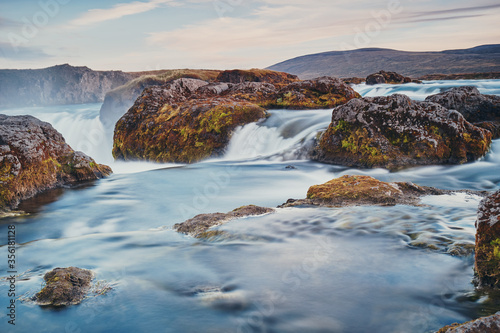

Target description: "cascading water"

left=1, top=79, right=500, bottom=333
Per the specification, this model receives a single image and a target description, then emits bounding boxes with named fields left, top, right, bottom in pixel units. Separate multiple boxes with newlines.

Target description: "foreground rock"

left=34, top=267, right=93, bottom=306
left=113, top=76, right=360, bottom=163
left=474, top=190, right=500, bottom=288
left=312, top=94, right=492, bottom=170
left=366, top=70, right=421, bottom=85
left=0, top=115, right=111, bottom=211
left=279, top=175, right=467, bottom=208
left=436, top=312, right=500, bottom=333
left=174, top=205, right=275, bottom=238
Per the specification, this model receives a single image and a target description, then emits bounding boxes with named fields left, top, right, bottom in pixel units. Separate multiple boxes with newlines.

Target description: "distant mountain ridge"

left=0, top=64, right=133, bottom=108
left=267, top=44, right=500, bottom=79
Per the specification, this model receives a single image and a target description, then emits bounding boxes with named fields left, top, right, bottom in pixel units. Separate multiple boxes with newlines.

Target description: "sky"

left=0, top=0, right=499, bottom=71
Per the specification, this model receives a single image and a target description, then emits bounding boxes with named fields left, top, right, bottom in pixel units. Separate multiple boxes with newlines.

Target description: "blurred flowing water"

left=1, top=80, right=500, bottom=333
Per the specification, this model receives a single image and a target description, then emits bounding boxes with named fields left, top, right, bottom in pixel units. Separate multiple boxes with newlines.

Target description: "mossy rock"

left=475, top=190, right=500, bottom=289
left=113, top=97, right=268, bottom=163
left=313, top=94, right=492, bottom=170
left=35, top=267, right=93, bottom=306
left=0, top=115, right=111, bottom=211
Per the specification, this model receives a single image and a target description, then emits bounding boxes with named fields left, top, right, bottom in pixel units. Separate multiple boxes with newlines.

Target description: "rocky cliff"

left=0, top=64, right=133, bottom=108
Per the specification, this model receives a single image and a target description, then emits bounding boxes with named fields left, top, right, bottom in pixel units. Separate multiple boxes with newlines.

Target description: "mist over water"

left=1, top=80, right=500, bottom=333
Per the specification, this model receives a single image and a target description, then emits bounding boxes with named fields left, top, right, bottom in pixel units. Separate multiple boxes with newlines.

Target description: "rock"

left=474, top=121, right=500, bottom=139
left=272, top=76, right=361, bottom=109
left=366, top=70, right=421, bottom=85
left=113, top=76, right=360, bottom=163
left=279, top=175, right=455, bottom=208
left=0, top=115, right=111, bottom=210
left=342, top=77, right=365, bottom=85
left=474, top=190, right=500, bottom=288
left=426, top=86, right=500, bottom=123
left=34, top=267, right=93, bottom=306
left=174, top=205, right=275, bottom=238
left=312, top=94, right=492, bottom=170
left=113, top=96, right=268, bottom=163
left=216, top=69, right=299, bottom=85
left=0, top=64, right=132, bottom=108
left=436, top=312, right=500, bottom=333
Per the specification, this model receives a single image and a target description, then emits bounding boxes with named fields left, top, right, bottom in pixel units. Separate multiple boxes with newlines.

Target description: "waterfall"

left=223, top=109, right=332, bottom=161
left=353, top=79, right=500, bottom=101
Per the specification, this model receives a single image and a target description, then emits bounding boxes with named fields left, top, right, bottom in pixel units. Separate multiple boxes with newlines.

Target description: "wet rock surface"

left=34, top=267, right=94, bottom=306
left=436, top=312, right=500, bottom=333
left=474, top=190, right=500, bottom=288
left=0, top=115, right=111, bottom=210
left=174, top=205, right=275, bottom=238
left=312, top=94, right=492, bottom=170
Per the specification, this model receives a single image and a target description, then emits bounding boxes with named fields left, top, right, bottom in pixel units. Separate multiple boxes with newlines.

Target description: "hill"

left=267, top=44, right=500, bottom=79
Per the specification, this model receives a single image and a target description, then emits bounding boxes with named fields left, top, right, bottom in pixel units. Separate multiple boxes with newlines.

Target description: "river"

left=1, top=80, right=499, bottom=333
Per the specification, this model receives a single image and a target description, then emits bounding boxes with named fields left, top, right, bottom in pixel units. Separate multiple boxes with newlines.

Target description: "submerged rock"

left=279, top=175, right=453, bottom=208
left=312, top=94, right=492, bottom=170
left=474, top=190, right=500, bottom=288
left=113, top=75, right=359, bottom=163
left=174, top=205, right=275, bottom=238
left=34, top=267, right=93, bottom=306
left=436, top=312, right=500, bottom=332
left=0, top=115, right=111, bottom=211
left=366, top=70, right=421, bottom=85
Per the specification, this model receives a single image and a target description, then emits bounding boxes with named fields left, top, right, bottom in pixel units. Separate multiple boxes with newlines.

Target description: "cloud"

left=0, top=17, right=21, bottom=29
left=0, top=42, right=51, bottom=60
left=69, top=0, right=176, bottom=27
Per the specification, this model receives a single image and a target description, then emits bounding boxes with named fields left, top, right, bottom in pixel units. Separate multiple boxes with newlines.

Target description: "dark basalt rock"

left=278, top=175, right=478, bottom=208
left=366, top=70, right=421, bottom=85
left=0, top=115, right=111, bottom=211
left=312, top=94, right=492, bottom=170
left=34, top=267, right=93, bottom=306
left=474, top=190, right=500, bottom=289
left=174, top=205, right=275, bottom=238
left=425, top=86, right=500, bottom=138
left=436, top=312, right=500, bottom=333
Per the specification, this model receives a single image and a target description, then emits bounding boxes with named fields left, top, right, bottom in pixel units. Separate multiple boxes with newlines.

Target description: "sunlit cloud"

left=69, top=0, right=177, bottom=27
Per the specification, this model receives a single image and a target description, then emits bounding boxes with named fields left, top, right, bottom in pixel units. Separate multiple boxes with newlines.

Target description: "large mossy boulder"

left=474, top=190, right=500, bottom=288
left=366, top=70, right=421, bottom=85
left=0, top=115, right=111, bottom=211
left=312, top=94, right=492, bottom=170
left=113, top=75, right=360, bottom=163
left=34, top=267, right=93, bottom=306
